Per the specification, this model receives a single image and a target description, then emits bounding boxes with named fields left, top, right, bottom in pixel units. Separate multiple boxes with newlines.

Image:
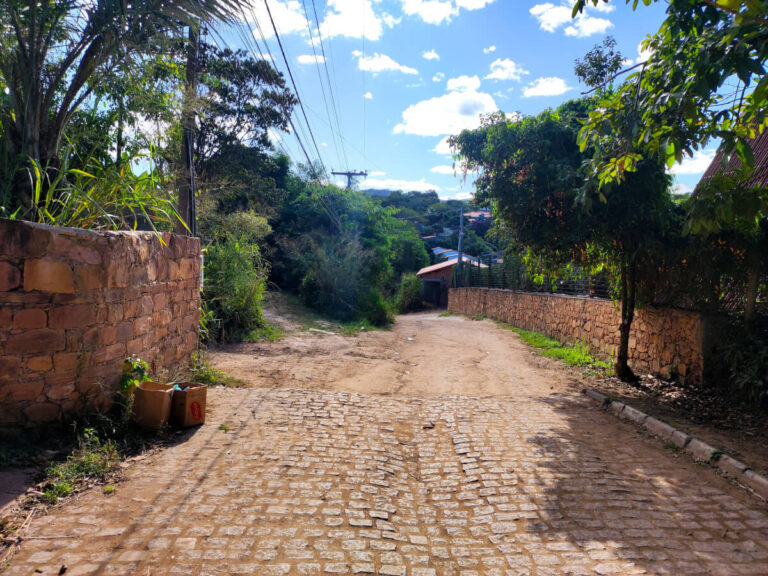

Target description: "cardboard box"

left=171, top=383, right=207, bottom=427
left=132, top=382, right=173, bottom=429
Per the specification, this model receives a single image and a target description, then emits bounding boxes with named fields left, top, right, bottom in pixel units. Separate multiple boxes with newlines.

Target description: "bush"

left=711, top=332, right=768, bottom=407
left=203, top=240, right=268, bottom=342
left=397, top=273, right=423, bottom=314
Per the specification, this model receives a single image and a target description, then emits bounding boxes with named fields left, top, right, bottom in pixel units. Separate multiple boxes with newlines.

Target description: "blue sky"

left=228, top=0, right=715, bottom=199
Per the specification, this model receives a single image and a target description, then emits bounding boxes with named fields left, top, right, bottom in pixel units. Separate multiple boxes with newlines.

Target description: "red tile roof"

left=697, top=130, right=768, bottom=190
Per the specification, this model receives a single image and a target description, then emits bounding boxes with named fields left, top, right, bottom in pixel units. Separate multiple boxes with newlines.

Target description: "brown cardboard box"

left=170, top=383, right=207, bottom=427
left=132, top=382, right=173, bottom=429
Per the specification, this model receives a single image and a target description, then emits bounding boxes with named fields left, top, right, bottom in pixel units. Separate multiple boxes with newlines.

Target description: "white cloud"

left=423, top=49, right=440, bottom=61
left=432, top=136, right=453, bottom=155
left=432, top=72, right=445, bottom=82
left=485, top=58, right=529, bottom=82
left=268, top=129, right=283, bottom=143
left=668, top=149, right=716, bottom=176
left=361, top=177, right=441, bottom=192
left=456, top=0, right=495, bottom=9
left=564, top=15, right=612, bottom=37
left=447, top=75, right=481, bottom=92
left=483, top=45, right=496, bottom=54
left=364, top=91, right=373, bottom=99
left=627, top=41, right=654, bottom=65
left=394, top=88, right=497, bottom=136
left=381, top=12, right=402, bottom=28
left=320, top=0, right=384, bottom=41
left=671, top=182, right=692, bottom=196
left=401, top=0, right=458, bottom=25
left=589, top=2, right=615, bottom=13
left=353, top=51, right=418, bottom=75
left=247, top=0, right=308, bottom=39
left=451, top=191, right=474, bottom=200
left=297, top=54, right=325, bottom=64
left=530, top=2, right=613, bottom=37
left=430, top=165, right=456, bottom=174
left=523, top=76, right=572, bottom=97
left=369, top=170, right=387, bottom=177
left=321, top=142, right=328, bottom=147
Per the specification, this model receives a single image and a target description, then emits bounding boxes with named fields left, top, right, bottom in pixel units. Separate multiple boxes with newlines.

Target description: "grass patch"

left=245, top=321, right=284, bottom=342
left=189, top=353, right=246, bottom=388
left=501, top=324, right=612, bottom=370
left=473, top=314, right=487, bottom=321
left=439, top=312, right=452, bottom=317
left=43, top=428, right=120, bottom=504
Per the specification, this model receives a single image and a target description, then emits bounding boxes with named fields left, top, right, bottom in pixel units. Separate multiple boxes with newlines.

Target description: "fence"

left=451, top=253, right=612, bottom=299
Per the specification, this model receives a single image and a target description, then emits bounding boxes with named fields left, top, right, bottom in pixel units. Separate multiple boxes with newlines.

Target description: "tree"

left=0, top=0, right=238, bottom=211
left=572, top=0, right=768, bottom=186
left=451, top=101, right=676, bottom=381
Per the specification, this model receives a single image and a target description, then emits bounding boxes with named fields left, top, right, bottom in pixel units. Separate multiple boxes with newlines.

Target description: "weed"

left=103, top=485, right=115, bottom=495
left=663, top=442, right=680, bottom=452
left=439, top=312, right=452, bottom=317
left=473, top=314, right=487, bottom=321
left=219, top=424, right=230, bottom=432
left=43, top=428, right=119, bottom=504
left=246, top=322, right=283, bottom=342
left=120, top=356, right=152, bottom=393
left=189, top=353, right=246, bottom=388
left=501, top=324, right=612, bottom=370
left=710, top=449, right=723, bottom=461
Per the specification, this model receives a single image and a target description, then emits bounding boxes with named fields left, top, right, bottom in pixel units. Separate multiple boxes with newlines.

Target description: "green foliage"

left=203, top=240, right=269, bottom=343
left=397, top=273, right=423, bottom=314
left=574, top=35, right=624, bottom=90
left=272, top=184, right=422, bottom=325
left=573, top=0, right=768, bottom=186
left=504, top=325, right=612, bottom=370
left=43, top=428, right=119, bottom=503
left=189, top=353, right=246, bottom=387
left=120, top=356, right=152, bottom=393
left=711, top=331, right=768, bottom=407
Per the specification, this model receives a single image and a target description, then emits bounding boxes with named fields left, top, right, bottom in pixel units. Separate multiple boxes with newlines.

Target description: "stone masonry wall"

left=0, top=219, right=201, bottom=430
left=448, top=288, right=706, bottom=383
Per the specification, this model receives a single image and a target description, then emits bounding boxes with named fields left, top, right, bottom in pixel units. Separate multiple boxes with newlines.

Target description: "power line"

left=263, top=0, right=328, bottom=178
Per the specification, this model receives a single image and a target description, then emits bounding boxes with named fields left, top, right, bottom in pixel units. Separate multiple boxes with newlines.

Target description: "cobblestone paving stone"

left=5, top=387, right=768, bottom=575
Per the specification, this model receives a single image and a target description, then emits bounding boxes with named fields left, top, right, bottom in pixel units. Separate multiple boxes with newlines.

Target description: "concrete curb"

left=582, top=388, right=768, bottom=502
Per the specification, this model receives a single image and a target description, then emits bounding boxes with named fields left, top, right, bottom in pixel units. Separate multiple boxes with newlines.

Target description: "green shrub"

left=396, top=273, right=423, bottom=314
left=203, top=240, right=268, bottom=342
left=712, top=333, right=768, bottom=407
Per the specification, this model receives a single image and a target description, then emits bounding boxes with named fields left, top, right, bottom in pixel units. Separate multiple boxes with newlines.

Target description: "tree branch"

left=580, top=61, right=647, bottom=95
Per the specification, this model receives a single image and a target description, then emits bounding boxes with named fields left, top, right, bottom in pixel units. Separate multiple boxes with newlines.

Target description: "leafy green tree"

left=452, top=101, right=676, bottom=380
left=572, top=0, right=768, bottom=185
left=0, top=0, right=238, bottom=211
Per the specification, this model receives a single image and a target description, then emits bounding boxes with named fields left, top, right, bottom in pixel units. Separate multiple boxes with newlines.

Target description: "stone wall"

left=0, top=219, right=201, bottom=430
left=448, top=288, right=706, bottom=383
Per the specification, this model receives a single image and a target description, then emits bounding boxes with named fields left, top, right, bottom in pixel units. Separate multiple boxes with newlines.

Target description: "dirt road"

left=4, top=312, right=768, bottom=575
left=211, top=313, right=574, bottom=398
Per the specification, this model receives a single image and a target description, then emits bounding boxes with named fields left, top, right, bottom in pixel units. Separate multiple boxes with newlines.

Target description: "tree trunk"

left=176, top=26, right=199, bottom=236
left=615, top=255, right=638, bottom=382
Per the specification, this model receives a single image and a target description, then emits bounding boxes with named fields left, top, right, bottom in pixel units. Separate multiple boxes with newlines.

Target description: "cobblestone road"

left=6, top=384, right=768, bottom=576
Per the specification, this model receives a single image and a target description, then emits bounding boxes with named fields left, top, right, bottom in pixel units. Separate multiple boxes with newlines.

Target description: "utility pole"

left=177, top=26, right=199, bottom=236
left=456, top=207, right=464, bottom=288
left=332, top=170, right=368, bottom=189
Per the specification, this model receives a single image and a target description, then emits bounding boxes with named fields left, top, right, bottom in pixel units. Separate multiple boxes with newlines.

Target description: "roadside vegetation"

left=502, top=325, right=612, bottom=371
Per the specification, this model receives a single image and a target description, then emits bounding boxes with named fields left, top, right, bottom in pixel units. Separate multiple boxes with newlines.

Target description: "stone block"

left=3, top=380, right=44, bottom=401
left=643, top=417, right=676, bottom=441
left=93, top=342, right=126, bottom=364
left=0, top=307, right=12, bottom=326
left=13, top=308, right=47, bottom=330
left=54, top=352, right=81, bottom=372
left=741, top=470, right=768, bottom=500
left=717, top=455, right=748, bottom=479
left=684, top=438, right=715, bottom=461
left=27, top=355, right=53, bottom=372
left=49, top=304, right=95, bottom=329
left=46, top=382, right=76, bottom=401
left=24, top=259, right=75, bottom=293
left=0, top=356, right=21, bottom=382
left=0, top=221, right=51, bottom=258
left=24, top=402, right=61, bottom=423
left=0, top=262, right=21, bottom=291
left=618, top=404, right=648, bottom=425
left=107, top=304, right=123, bottom=324
left=6, top=329, right=66, bottom=354
left=608, top=401, right=625, bottom=416
left=74, top=264, right=105, bottom=291
left=670, top=430, right=690, bottom=449
left=583, top=389, right=609, bottom=407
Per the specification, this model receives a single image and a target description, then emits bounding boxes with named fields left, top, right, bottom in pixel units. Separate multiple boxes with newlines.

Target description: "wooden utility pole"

left=332, top=170, right=368, bottom=189
left=177, top=26, right=199, bottom=236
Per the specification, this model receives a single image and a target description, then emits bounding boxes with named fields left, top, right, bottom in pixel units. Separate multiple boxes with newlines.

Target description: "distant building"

left=417, top=257, right=487, bottom=307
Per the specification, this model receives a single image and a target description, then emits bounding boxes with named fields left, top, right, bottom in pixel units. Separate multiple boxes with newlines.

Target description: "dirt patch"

left=210, top=313, right=576, bottom=398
